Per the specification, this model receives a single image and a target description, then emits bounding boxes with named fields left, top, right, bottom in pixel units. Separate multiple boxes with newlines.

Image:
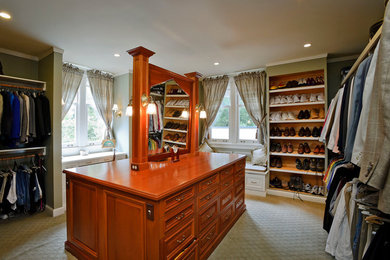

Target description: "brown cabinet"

left=64, top=153, right=246, bottom=260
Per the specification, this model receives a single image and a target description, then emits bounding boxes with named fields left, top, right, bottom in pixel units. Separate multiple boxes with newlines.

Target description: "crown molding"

left=39, top=47, right=64, bottom=60
left=266, top=53, right=328, bottom=67
left=327, top=54, right=359, bottom=63
left=0, top=47, right=39, bottom=61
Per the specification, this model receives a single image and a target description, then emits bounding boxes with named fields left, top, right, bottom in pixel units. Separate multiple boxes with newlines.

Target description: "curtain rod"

left=63, top=61, right=114, bottom=75
left=205, top=67, right=265, bottom=79
left=341, top=25, right=383, bottom=86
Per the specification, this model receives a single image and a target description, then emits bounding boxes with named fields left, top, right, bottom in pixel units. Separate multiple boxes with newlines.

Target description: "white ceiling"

left=0, top=0, right=385, bottom=76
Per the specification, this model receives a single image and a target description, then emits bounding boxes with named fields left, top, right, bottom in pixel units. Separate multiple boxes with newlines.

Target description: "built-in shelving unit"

left=269, top=101, right=325, bottom=108
left=269, top=84, right=325, bottom=94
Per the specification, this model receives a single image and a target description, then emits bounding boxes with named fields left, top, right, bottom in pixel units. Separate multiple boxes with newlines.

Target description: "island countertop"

left=63, top=152, right=246, bottom=201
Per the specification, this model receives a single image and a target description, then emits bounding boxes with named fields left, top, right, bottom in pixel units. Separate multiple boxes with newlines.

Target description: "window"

left=210, top=78, right=257, bottom=143
left=62, top=73, right=105, bottom=148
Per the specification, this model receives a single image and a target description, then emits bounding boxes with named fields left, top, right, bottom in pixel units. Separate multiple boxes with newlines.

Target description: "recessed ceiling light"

left=214, top=62, right=220, bottom=66
left=304, top=43, right=312, bottom=48
left=0, top=11, right=11, bottom=20
left=114, top=53, right=120, bottom=57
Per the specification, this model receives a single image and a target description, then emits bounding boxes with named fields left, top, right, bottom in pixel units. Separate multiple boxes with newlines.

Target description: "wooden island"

left=64, top=152, right=246, bottom=260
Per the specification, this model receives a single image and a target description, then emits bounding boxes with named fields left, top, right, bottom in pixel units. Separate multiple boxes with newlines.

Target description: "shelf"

left=267, top=188, right=326, bottom=203
left=163, top=140, right=186, bottom=145
left=164, top=128, right=188, bottom=133
left=270, top=119, right=325, bottom=124
left=165, top=105, right=189, bottom=108
left=0, top=75, right=46, bottom=91
left=269, top=167, right=324, bottom=176
left=270, top=101, right=325, bottom=108
left=270, top=152, right=325, bottom=158
left=164, top=117, right=189, bottom=121
left=150, top=92, right=163, bottom=97
left=269, top=85, right=325, bottom=94
left=0, top=146, right=46, bottom=156
left=270, top=136, right=320, bottom=141
left=165, top=94, right=189, bottom=98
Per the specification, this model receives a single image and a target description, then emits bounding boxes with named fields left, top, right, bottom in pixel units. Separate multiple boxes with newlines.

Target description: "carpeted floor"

left=0, top=195, right=333, bottom=260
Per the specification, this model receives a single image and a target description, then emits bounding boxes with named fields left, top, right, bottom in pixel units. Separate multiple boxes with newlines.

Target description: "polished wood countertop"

left=63, top=152, right=246, bottom=201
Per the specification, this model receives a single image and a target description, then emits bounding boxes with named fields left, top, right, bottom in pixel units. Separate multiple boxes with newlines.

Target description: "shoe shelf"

left=163, top=128, right=187, bottom=133
left=270, top=167, right=324, bottom=176
left=270, top=136, right=320, bottom=141
left=270, top=152, right=325, bottom=158
left=270, top=119, right=325, bottom=124
left=165, top=105, right=188, bottom=108
left=270, top=101, right=325, bottom=108
left=269, top=85, right=325, bottom=94
left=165, top=94, right=189, bottom=98
left=164, top=117, right=189, bottom=121
left=163, top=139, right=187, bottom=146
left=150, top=92, right=164, bottom=97
left=267, top=188, right=326, bottom=203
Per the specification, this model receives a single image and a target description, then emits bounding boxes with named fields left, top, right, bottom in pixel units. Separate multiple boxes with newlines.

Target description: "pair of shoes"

left=298, top=143, right=311, bottom=154
left=304, top=183, right=312, bottom=193
left=311, top=108, right=325, bottom=119
left=283, top=127, right=296, bottom=136
left=312, top=126, right=323, bottom=137
left=296, top=158, right=310, bottom=170
left=298, top=127, right=312, bottom=137
left=270, top=177, right=282, bottom=188
left=281, top=112, right=295, bottom=120
left=270, top=127, right=282, bottom=136
left=311, top=185, right=325, bottom=196
left=270, top=157, right=282, bottom=168
left=270, top=112, right=282, bottom=121
left=288, top=176, right=303, bottom=191
left=298, top=110, right=310, bottom=119
left=286, top=80, right=299, bottom=88
left=270, top=143, right=282, bottom=152
left=313, top=145, right=326, bottom=154
left=307, top=159, right=325, bottom=172
left=281, top=143, right=293, bottom=153
left=309, top=92, right=325, bottom=102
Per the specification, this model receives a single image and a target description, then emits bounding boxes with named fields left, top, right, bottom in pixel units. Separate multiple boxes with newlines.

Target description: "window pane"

left=62, top=103, right=76, bottom=145
left=86, top=86, right=105, bottom=143
left=210, top=86, right=230, bottom=140
left=238, top=95, right=257, bottom=140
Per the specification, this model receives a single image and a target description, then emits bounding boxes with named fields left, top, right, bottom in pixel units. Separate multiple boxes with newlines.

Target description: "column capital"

left=127, top=46, right=155, bottom=58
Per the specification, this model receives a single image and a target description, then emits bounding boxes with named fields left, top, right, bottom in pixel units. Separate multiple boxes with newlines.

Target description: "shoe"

left=288, top=176, right=296, bottom=190
left=320, top=145, right=325, bottom=154
left=298, top=143, right=304, bottom=154
left=281, top=96, right=288, bottom=104
left=282, top=144, right=288, bottom=153
left=300, top=94, right=308, bottom=103
left=270, top=177, right=282, bottom=188
left=276, top=127, right=283, bottom=136
left=311, top=109, right=320, bottom=119
left=270, top=158, right=276, bottom=167
left=286, top=95, right=294, bottom=103
left=316, top=159, right=324, bottom=172
left=310, top=93, right=317, bottom=102
left=298, top=110, right=304, bottom=119
left=296, top=159, right=303, bottom=170
left=293, top=94, right=300, bottom=103
left=310, top=159, right=317, bottom=171
left=312, top=127, right=319, bottom=137
left=317, top=92, right=324, bottom=102
left=294, top=176, right=304, bottom=191
left=298, top=127, right=305, bottom=137
left=172, top=111, right=181, bottom=117
left=319, top=126, right=323, bottom=135
left=270, top=96, right=275, bottom=105
left=274, top=95, right=282, bottom=104
left=311, top=185, right=319, bottom=195
left=305, top=127, right=311, bottom=137
left=281, top=112, right=289, bottom=120
left=298, top=78, right=306, bottom=86
left=318, top=186, right=325, bottom=196
left=313, top=145, right=320, bottom=154
left=304, top=110, right=311, bottom=119
left=270, top=127, right=276, bottom=136
left=284, top=127, right=290, bottom=136
left=164, top=122, right=173, bottom=128
left=304, top=183, right=312, bottom=193
left=303, top=159, right=310, bottom=170
left=290, top=127, right=296, bottom=136
left=319, top=108, right=325, bottom=118
left=276, top=157, right=282, bottom=168
left=270, top=143, right=276, bottom=152
left=303, top=142, right=311, bottom=153
left=288, top=143, right=293, bottom=153
left=275, top=143, right=282, bottom=152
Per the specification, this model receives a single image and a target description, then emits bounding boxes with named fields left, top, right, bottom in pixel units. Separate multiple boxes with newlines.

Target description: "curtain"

left=234, top=71, right=267, bottom=145
left=62, top=63, right=84, bottom=120
left=87, top=70, right=114, bottom=140
left=202, top=75, right=229, bottom=142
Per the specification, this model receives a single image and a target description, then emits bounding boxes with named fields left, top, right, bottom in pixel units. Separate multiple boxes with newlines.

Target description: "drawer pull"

left=206, top=213, right=213, bottom=219
left=206, top=180, right=214, bottom=185
left=175, top=196, right=185, bottom=202
left=206, top=232, right=214, bottom=240
left=175, top=213, right=185, bottom=220
left=224, top=183, right=230, bottom=186
left=176, top=235, right=186, bottom=244
left=250, top=181, right=257, bottom=184
left=205, top=194, right=212, bottom=200
left=225, top=215, right=230, bottom=220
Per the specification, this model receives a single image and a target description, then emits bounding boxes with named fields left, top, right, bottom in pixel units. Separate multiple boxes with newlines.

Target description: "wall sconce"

left=112, top=104, right=122, bottom=117
left=195, top=104, right=207, bottom=119
left=125, top=99, right=133, bottom=117
left=141, top=94, right=157, bottom=115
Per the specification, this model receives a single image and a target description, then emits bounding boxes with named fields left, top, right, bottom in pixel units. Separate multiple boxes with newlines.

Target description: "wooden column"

left=127, top=46, right=155, bottom=171
left=185, top=72, right=202, bottom=153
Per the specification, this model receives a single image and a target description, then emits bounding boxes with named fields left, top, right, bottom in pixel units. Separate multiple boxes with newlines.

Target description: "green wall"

left=327, top=59, right=356, bottom=103
left=39, top=51, right=63, bottom=210
left=113, top=73, right=132, bottom=156
left=0, top=52, right=39, bottom=79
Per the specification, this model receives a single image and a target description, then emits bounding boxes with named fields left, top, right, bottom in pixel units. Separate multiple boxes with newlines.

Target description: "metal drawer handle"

left=175, top=195, right=185, bottom=202
left=224, top=183, right=230, bottom=186
left=206, top=180, right=214, bottom=185
left=205, top=194, right=212, bottom=200
left=206, top=213, right=213, bottom=219
left=250, top=181, right=257, bottom=184
left=176, top=235, right=186, bottom=243
left=175, top=213, right=185, bottom=220
left=206, top=232, right=214, bottom=240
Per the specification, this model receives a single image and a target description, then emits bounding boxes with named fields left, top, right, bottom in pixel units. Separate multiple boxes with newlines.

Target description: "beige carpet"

left=0, top=195, right=333, bottom=260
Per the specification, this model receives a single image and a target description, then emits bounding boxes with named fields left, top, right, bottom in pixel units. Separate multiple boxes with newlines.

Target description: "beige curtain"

left=87, top=70, right=114, bottom=140
left=202, top=75, right=229, bottom=142
left=234, top=71, right=267, bottom=145
left=62, top=63, right=84, bottom=120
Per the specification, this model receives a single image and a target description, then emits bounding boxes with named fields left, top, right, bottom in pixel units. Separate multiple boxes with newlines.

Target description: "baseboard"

left=245, top=188, right=266, bottom=197
left=267, top=188, right=326, bottom=204
left=46, top=205, right=66, bottom=217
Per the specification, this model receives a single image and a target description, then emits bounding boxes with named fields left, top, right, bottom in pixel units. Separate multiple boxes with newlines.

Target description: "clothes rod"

left=341, top=25, right=383, bottom=86
left=0, top=83, right=46, bottom=91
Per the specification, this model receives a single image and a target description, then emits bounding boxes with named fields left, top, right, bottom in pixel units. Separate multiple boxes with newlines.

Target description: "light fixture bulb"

left=0, top=12, right=11, bottom=20
left=181, top=109, right=189, bottom=118
left=114, top=53, right=120, bottom=57
left=200, top=110, right=207, bottom=119
left=112, top=104, right=119, bottom=111
left=125, top=105, right=133, bottom=116
left=304, top=43, right=311, bottom=48
left=214, top=62, right=220, bottom=66
left=146, top=102, right=157, bottom=114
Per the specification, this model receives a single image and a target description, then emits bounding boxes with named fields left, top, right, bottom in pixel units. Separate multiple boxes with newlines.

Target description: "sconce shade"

left=126, top=105, right=133, bottom=116
left=181, top=109, right=189, bottom=118
left=200, top=110, right=207, bottom=119
left=112, top=104, right=119, bottom=111
left=147, top=102, right=157, bottom=114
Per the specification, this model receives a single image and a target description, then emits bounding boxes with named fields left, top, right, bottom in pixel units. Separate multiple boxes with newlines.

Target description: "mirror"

left=148, top=80, right=190, bottom=158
